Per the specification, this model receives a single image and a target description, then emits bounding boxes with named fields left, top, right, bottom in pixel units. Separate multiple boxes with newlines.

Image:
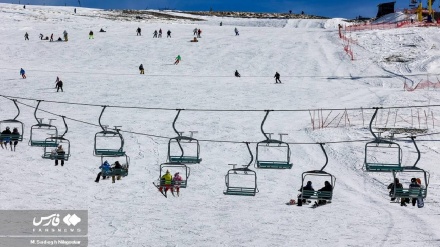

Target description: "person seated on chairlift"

left=316, top=181, right=332, bottom=206
left=54, top=145, right=65, bottom=166
left=409, top=178, right=421, bottom=207
left=0, top=127, right=12, bottom=150
left=297, top=181, right=314, bottom=206
left=111, top=161, right=124, bottom=183
left=10, top=127, right=20, bottom=152
left=172, top=172, right=183, bottom=196
left=387, top=178, right=403, bottom=203
left=159, top=170, right=173, bottom=196
left=95, top=160, right=111, bottom=183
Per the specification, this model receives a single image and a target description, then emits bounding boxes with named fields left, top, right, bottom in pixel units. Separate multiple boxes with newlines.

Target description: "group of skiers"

left=95, top=160, right=127, bottom=183
left=193, top=28, right=202, bottom=38
left=159, top=170, right=183, bottom=197
left=388, top=177, right=424, bottom=207
left=152, top=29, right=171, bottom=38
left=0, top=127, right=20, bottom=151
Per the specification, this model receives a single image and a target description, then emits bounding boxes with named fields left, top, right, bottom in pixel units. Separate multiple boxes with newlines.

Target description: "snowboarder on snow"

left=234, top=27, right=239, bottom=36
left=137, top=27, right=141, bottom=36
left=63, top=30, right=68, bottom=41
left=139, top=64, right=144, bottom=74
left=20, top=68, right=26, bottom=79
left=167, top=30, right=171, bottom=38
left=89, top=30, right=94, bottom=39
left=153, top=30, right=158, bottom=38
left=50, top=33, right=53, bottom=42
left=274, top=72, right=281, bottom=83
left=193, top=28, right=198, bottom=35
left=39, top=33, right=43, bottom=40
left=197, top=29, right=202, bottom=38
left=174, top=55, right=181, bottom=65
left=235, top=70, right=241, bottom=77
left=24, top=32, right=29, bottom=40
left=158, top=29, right=162, bottom=38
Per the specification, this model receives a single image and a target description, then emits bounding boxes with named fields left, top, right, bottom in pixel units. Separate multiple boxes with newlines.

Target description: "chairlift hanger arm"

left=410, top=136, right=420, bottom=168
left=34, top=100, right=42, bottom=124
left=98, top=106, right=108, bottom=132
left=246, top=142, right=253, bottom=168
left=60, top=116, right=68, bottom=138
left=260, top=110, right=273, bottom=140
left=319, top=143, right=328, bottom=172
left=12, top=99, right=20, bottom=120
left=369, top=107, right=381, bottom=140
left=172, top=109, right=184, bottom=157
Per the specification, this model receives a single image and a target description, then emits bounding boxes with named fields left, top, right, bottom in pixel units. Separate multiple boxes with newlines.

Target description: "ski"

left=152, top=182, right=167, bottom=198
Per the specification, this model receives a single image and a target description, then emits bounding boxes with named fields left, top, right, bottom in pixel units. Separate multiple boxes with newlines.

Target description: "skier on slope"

left=137, top=27, right=141, bottom=36
left=174, top=55, right=181, bottom=65
left=274, top=72, right=281, bottom=84
left=20, top=68, right=26, bottom=79
left=153, top=30, right=158, bottom=38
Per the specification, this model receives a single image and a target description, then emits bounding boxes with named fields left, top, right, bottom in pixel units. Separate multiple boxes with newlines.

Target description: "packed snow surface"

left=0, top=3, right=440, bottom=247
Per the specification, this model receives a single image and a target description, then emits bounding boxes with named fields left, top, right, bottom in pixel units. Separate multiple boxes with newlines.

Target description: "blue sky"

left=2, top=0, right=437, bottom=18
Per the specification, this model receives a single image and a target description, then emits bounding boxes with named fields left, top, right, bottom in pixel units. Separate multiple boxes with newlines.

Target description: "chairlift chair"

left=255, top=111, right=292, bottom=169
left=364, top=108, right=403, bottom=172
left=29, top=101, right=58, bottom=147
left=99, top=155, right=130, bottom=177
left=391, top=137, right=429, bottom=199
left=0, top=99, right=24, bottom=142
left=167, top=109, right=202, bottom=164
left=93, top=106, right=126, bottom=157
left=299, top=143, right=336, bottom=202
left=42, top=117, right=71, bottom=161
left=224, top=142, right=259, bottom=196
left=154, top=162, right=190, bottom=191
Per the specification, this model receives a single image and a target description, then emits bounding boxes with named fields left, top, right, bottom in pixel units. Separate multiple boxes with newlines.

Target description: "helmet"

left=411, top=178, right=417, bottom=183
left=6, top=126, right=10, bottom=130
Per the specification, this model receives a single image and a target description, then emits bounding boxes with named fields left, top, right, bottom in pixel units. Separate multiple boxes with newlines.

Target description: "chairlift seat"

left=42, top=152, right=69, bottom=161
left=95, top=149, right=126, bottom=157
left=365, top=163, right=403, bottom=172
left=157, top=179, right=188, bottom=188
left=257, top=160, right=292, bottom=169
left=169, top=156, right=202, bottom=164
left=0, top=134, right=23, bottom=142
left=394, top=188, right=427, bottom=199
left=30, top=140, right=59, bottom=147
left=102, top=168, right=129, bottom=177
left=224, top=186, right=256, bottom=196
left=301, top=190, right=333, bottom=200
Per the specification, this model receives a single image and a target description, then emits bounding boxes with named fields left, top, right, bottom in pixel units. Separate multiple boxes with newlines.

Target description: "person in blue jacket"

left=95, top=160, right=111, bottom=183
left=20, top=68, right=26, bottom=79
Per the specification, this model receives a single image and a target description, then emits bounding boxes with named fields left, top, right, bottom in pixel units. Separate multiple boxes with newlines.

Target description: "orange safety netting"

left=404, top=80, right=440, bottom=91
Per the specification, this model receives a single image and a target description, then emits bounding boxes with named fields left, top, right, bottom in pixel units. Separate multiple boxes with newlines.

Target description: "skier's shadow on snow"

left=3, top=79, right=20, bottom=81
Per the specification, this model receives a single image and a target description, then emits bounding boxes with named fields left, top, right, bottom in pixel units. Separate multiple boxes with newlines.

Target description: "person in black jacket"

left=0, top=127, right=12, bottom=150
left=112, top=161, right=124, bottom=183
left=136, top=27, right=141, bottom=36
left=235, top=70, right=241, bottom=77
left=316, top=181, right=332, bottom=205
left=55, top=77, right=63, bottom=92
left=274, top=72, right=281, bottom=83
left=10, top=127, right=20, bottom=151
left=387, top=178, right=403, bottom=202
left=297, top=181, right=314, bottom=206
left=139, top=64, right=144, bottom=74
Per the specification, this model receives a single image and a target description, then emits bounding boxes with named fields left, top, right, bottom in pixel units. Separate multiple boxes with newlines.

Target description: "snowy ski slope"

left=0, top=4, right=440, bottom=246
